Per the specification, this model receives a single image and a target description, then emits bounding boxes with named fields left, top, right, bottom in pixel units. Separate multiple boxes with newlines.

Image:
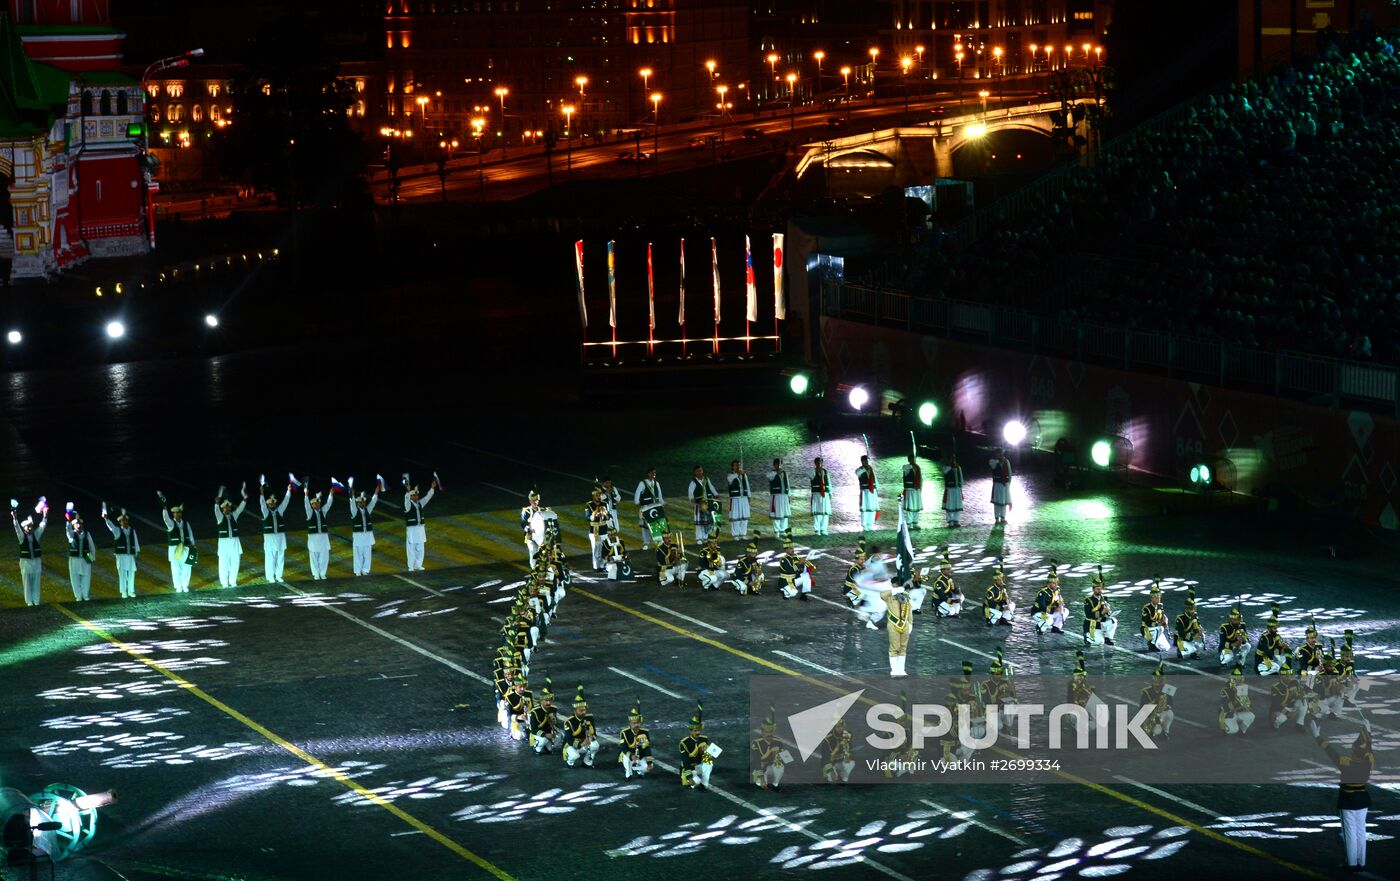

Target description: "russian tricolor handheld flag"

left=329, top=478, right=347, bottom=495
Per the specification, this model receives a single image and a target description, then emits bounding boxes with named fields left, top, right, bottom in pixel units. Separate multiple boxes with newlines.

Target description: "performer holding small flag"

left=766, top=458, right=792, bottom=542
left=348, top=476, right=379, bottom=576
left=64, top=505, right=96, bottom=601
left=12, top=498, right=46, bottom=606
left=158, top=491, right=196, bottom=593
left=727, top=459, right=753, bottom=540
left=809, top=455, right=832, bottom=536
left=213, top=483, right=248, bottom=588
left=304, top=480, right=334, bottom=580
left=100, top=502, right=140, bottom=598
left=259, top=475, right=292, bottom=583
left=856, top=453, right=879, bottom=534
left=403, top=472, right=438, bottom=572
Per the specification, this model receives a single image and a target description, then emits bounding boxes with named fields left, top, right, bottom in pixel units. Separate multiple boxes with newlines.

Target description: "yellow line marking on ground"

left=52, top=602, right=518, bottom=881
left=570, top=586, right=1327, bottom=880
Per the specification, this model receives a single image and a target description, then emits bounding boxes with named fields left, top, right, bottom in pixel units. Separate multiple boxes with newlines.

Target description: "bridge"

left=795, top=101, right=1067, bottom=182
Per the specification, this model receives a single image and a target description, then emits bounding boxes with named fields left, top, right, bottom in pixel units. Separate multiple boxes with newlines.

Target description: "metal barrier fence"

left=822, top=281, right=1400, bottom=415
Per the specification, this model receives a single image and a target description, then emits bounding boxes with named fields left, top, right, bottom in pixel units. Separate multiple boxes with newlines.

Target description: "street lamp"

left=813, top=50, right=824, bottom=87
left=471, top=116, right=485, bottom=198
left=786, top=72, right=797, bottom=129
left=640, top=66, right=652, bottom=93
left=1044, top=44, right=1054, bottom=72
left=705, top=59, right=717, bottom=81
left=915, top=44, right=925, bottom=72
left=868, top=46, right=879, bottom=97
left=839, top=65, right=852, bottom=120
left=139, top=46, right=203, bottom=249
left=716, top=84, right=729, bottom=143
left=561, top=103, right=575, bottom=171
left=955, top=47, right=965, bottom=108
left=978, top=88, right=989, bottom=117
left=1029, top=43, right=1039, bottom=75
left=900, top=55, right=912, bottom=116
left=992, top=47, right=1003, bottom=106
left=416, top=94, right=429, bottom=128
left=574, top=75, right=588, bottom=136
left=650, top=92, right=662, bottom=154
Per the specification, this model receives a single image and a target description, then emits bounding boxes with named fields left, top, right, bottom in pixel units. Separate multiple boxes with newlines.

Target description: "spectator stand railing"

left=821, top=280, right=1399, bottom=416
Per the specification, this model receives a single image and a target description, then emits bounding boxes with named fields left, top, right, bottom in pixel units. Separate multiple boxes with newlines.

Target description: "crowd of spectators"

left=904, top=28, right=1400, bottom=365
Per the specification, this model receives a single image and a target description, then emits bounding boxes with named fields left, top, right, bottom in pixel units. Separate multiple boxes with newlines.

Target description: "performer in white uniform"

left=159, top=493, right=195, bottom=593
left=521, top=490, right=546, bottom=566
left=852, top=547, right=892, bottom=630
left=349, top=479, right=379, bottom=576
left=726, top=460, right=752, bottom=539
left=13, top=503, right=46, bottom=606
left=65, top=511, right=96, bottom=601
left=403, top=476, right=438, bottom=572
left=856, top=455, right=878, bottom=533
left=766, top=459, right=792, bottom=541
left=688, top=466, right=720, bottom=543
left=260, top=479, right=293, bottom=583
left=633, top=468, right=664, bottom=550
left=598, top=477, right=621, bottom=532
left=101, top=504, right=140, bottom=598
left=304, top=487, right=333, bottom=580
left=212, top=485, right=248, bottom=588
left=942, top=456, right=964, bottom=528
left=901, top=455, right=923, bottom=529
left=809, top=457, right=832, bottom=536
left=989, top=449, right=1013, bottom=525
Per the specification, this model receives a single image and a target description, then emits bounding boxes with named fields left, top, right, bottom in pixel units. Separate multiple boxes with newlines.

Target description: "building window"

left=147, top=83, right=160, bottom=97
left=210, top=104, right=221, bottom=121
left=192, top=104, right=203, bottom=122
left=168, top=82, right=184, bottom=98
left=81, top=90, right=93, bottom=116
left=99, top=90, right=111, bottom=115
left=117, top=91, right=128, bottom=114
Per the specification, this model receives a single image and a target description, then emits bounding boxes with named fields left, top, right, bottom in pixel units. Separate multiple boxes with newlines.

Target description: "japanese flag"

left=773, top=233, right=786, bottom=320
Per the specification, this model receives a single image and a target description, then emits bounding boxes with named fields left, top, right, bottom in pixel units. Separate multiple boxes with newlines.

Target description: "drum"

left=541, top=510, right=560, bottom=542
left=619, top=558, right=634, bottom=579
left=643, top=504, right=669, bottom=539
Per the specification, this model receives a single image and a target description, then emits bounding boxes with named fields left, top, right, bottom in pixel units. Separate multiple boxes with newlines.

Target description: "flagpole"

left=647, top=242, right=655, bottom=360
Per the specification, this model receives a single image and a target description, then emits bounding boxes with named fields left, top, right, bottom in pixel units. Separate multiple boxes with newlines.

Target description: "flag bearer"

left=65, top=509, right=96, bottom=601
left=101, top=504, right=140, bottom=598
left=213, top=484, right=248, bottom=588
left=260, top=477, right=292, bottom=583
left=304, top=487, right=334, bottom=580
left=349, top=478, right=379, bottom=576
left=12, top=501, right=46, bottom=606
left=159, top=492, right=196, bottom=593
left=403, top=475, right=437, bottom=572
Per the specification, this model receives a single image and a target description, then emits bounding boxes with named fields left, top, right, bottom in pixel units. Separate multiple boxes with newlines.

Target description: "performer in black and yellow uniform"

left=1255, top=612, right=1288, bottom=675
left=619, top=701, right=653, bottom=779
left=930, top=553, right=961, bottom=617
left=981, top=648, right=1017, bottom=736
left=564, top=685, right=600, bottom=768
left=1295, top=624, right=1324, bottom=680
left=984, top=563, right=1014, bottom=627
left=947, top=660, right=985, bottom=759
left=1218, top=606, right=1250, bottom=667
left=585, top=487, right=612, bottom=572
left=1174, top=591, right=1205, bottom=659
left=1317, top=725, right=1374, bottom=870
left=656, top=531, right=688, bottom=586
left=778, top=543, right=813, bottom=600
left=679, top=703, right=714, bottom=790
left=751, top=708, right=784, bottom=790
left=822, top=718, right=855, bottom=783
left=698, top=538, right=727, bottom=590
left=530, top=679, right=563, bottom=754
left=505, top=677, right=533, bottom=742
left=1033, top=565, right=1066, bottom=634
left=1270, top=660, right=1306, bottom=729
left=1083, top=569, right=1117, bottom=646
left=1138, top=662, right=1174, bottom=740
left=1140, top=581, right=1170, bottom=652
left=1219, top=665, right=1255, bottom=734
left=844, top=548, right=867, bottom=605
left=733, top=542, right=764, bottom=595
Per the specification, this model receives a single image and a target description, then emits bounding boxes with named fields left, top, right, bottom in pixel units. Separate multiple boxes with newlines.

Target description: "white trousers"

left=308, top=534, right=330, bottom=579
left=1144, top=626, right=1171, bottom=652
left=68, top=558, right=92, bottom=601
left=855, top=594, right=884, bottom=627
left=352, top=533, right=375, bottom=576
left=755, top=763, right=784, bottom=788
left=19, top=558, right=42, bottom=606
left=826, top=759, right=854, bottom=783
left=1220, top=646, right=1246, bottom=667
left=993, top=503, right=1009, bottom=521
left=1178, top=638, right=1205, bottom=659
left=406, top=540, right=425, bottom=571
left=861, top=510, right=876, bottom=531
left=780, top=571, right=812, bottom=598
left=621, top=755, right=651, bottom=778
left=1084, top=617, right=1119, bottom=645
left=1033, top=610, right=1065, bottom=633
left=730, top=497, right=750, bottom=538
left=909, top=586, right=928, bottom=611
left=565, top=741, right=600, bottom=767
left=264, top=533, right=287, bottom=583
left=699, top=568, right=724, bottom=589
left=589, top=533, right=606, bottom=569
left=169, top=559, right=191, bottom=593
left=811, top=514, right=829, bottom=535
left=986, top=602, right=1016, bottom=625
left=115, top=553, right=137, bottom=597
left=639, top=525, right=652, bottom=549
left=695, top=524, right=712, bottom=542
left=1222, top=711, right=1255, bottom=734
left=532, top=730, right=563, bottom=754
left=660, top=563, right=689, bottom=586
left=217, top=537, right=242, bottom=587
left=1340, top=807, right=1368, bottom=867
left=526, top=539, right=539, bottom=568
left=1257, top=657, right=1282, bottom=676
left=1153, top=708, right=1175, bottom=735
left=1273, top=700, right=1307, bottom=728
left=937, top=596, right=963, bottom=617
left=686, top=761, right=713, bottom=788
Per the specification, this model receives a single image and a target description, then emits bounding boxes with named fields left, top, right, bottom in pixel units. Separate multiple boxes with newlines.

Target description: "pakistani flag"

left=895, top=503, right=915, bottom=585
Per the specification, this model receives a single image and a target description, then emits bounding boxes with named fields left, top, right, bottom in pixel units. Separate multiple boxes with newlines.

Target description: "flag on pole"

left=773, top=233, right=786, bottom=320
left=574, top=239, right=587, bottom=328
left=744, top=235, right=758, bottom=322
left=647, top=242, right=656, bottom=330
left=607, top=240, right=617, bottom=329
left=678, top=237, right=687, bottom=326
left=895, top=505, right=915, bottom=584
left=710, top=237, right=721, bottom=323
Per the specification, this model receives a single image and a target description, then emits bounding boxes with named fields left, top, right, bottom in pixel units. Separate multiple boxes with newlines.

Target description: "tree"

left=221, top=9, right=371, bottom=210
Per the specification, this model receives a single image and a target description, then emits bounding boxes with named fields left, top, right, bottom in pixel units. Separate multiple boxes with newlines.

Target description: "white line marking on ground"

left=281, top=583, right=490, bottom=686
left=393, top=572, right=455, bottom=600
left=807, top=593, right=858, bottom=613
left=447, top=442, right=594, bottom=483
left=480, top=481, right=524, bottom=498
left=1104, top=693, right=1208, bottom=729
left=1111, top=776, right=1224, bottom=819
left=919, top=798, right=1028, bottom=846
left=607, top=666, right=687, bottom=700
left=772, top=650, right=858, bottom=680
left=642, top=601, right=728, bottom=634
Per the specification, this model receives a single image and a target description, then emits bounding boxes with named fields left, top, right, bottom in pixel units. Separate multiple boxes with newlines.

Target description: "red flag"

left=678, top=237, right=687, bottom=327
left=710, top=237, right=721, bottom=323
left=574, top=239, right=587, bottom=328
left=773, top=233, right=786, bottom=320
left=744, top=235, right=758, bottom=322
left=647, top=242, right=656, bottom=330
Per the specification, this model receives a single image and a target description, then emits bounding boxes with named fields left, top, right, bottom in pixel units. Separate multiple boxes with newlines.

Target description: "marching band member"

left=688, top=466, right=721, bottom=543
left=633, top=467, right=664, bottom=551
left=522, top=490, right=545, bottom=566
left=64, top=509, right=96, bottom=601
left=984, top=563, right=1015, bottom=626
left=505, top=676, right=534, bottom=742
left=932, top=553, right=962, bottom=617
left=1139, top=663, right=1175, bottom=740
left=766, top=458, right=793, bottom=542
left=599, top=477, right=622, bottom=532
left=1316, top=726, right=1374, bottom=871
left=1219, top=607, right=1250, bottom=667
left=403, top=475, right=438, bottom=573
left=1295, top=624, right=1325, bottom=686
left=949, top=662, right=986, bottom=758
left=989, top=449, right=1013, bottom=525
left=101, top=504, right=139, bottom=598
left=882, top=577, right=915, bottom=677
left=564, top=685, right=600, bottom=768
left=656, top=531, right=688, bottom=586
left=727, top=460, right=753, bottom=540
left=586, top=486, right=611, bottom=571
left=492, top=651, right=516, bottom=729
left=1338, top=637, right=1360, bottom=705
left=856, top=455, right=878, bottom=533
left=942, top=455, right=964, bottom=528
left=349, top=479, right=379, bottom=576
left=886, top=697, right=921, bottom=778
left=260, top=478, right=293, bottom=583
left=901, top=454, right=923, bottom=530
left=809, top=456, right=832, bottom=536
left=159, top=492, right=195, bottom=592
left=733, top=542, right=764, bottom=595
left=1082, top=569, right=1118, bottom=646
left=1315, top=649, right=1346, bottom=719
left=603, top=532, right=631, bottom=580
left=777, top=543, right=813, bottom=600
left=982, top=649, right=1018, bottom=735
left=1175, top=592, right=1206, bottom=659
left=752, top=709, right=784, bottom=790
left=1140, top=581, right=1171, bottom=653
left=304, top=487, right=333, bottom=580
left=619, top=702, right=653, bottom=779
left=1255, top=613, right=1288, bottom=676
left=1270, top=661, right=1307, bottom=729
left=213, top=484, right=248, bottom=588
left=823, top=718, right=856, bottom=783
left=853, top=546, right=890, bottom=629
left=1032, top=565, right=1067, bottom=634
left=1219, top=665, right=1256, bottom=734
left=530, top=680, right=563, bottom=755
left=697, top=538, right=727, bottom=590
left=844, top=548, right=866, bottom=606
left=12, top=499, right=46, bottom=606
left=679, top=703, right=715, bottom=790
